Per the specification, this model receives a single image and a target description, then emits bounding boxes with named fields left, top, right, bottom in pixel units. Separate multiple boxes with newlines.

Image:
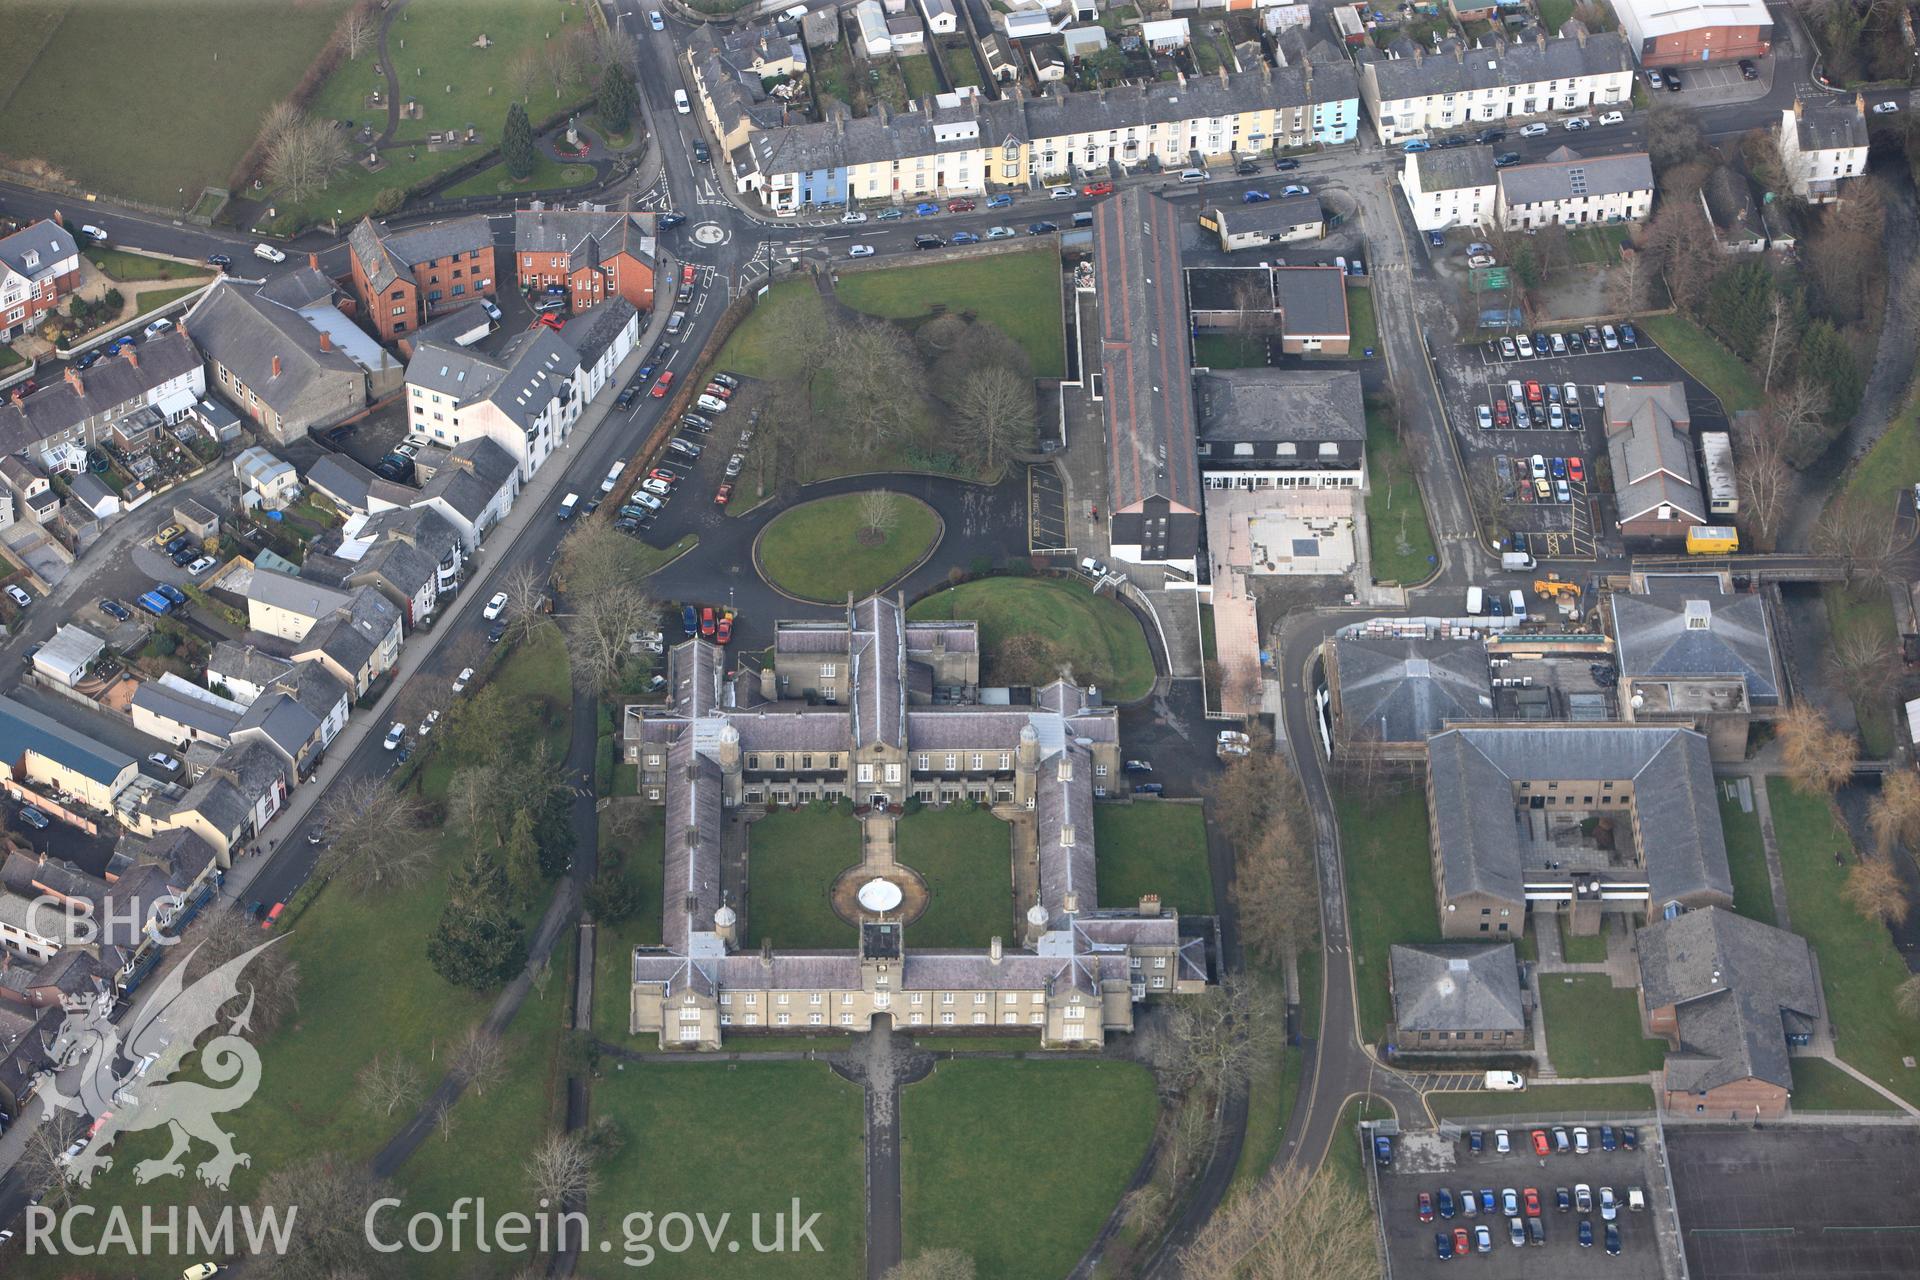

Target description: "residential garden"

left=1363, top=399, right=1437, bottom=585
left=906, top=575, right=1156, bottom=702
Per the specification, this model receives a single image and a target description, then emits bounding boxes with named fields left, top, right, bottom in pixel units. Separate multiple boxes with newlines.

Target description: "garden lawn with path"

left=1768, top=778, right=1920, bottom=1106
left=1093, top=801, right=1215, bottom=913
left=583, top=1062, right=866, bottom=1279
left=1335, top=783, right=1437, bottom=1042
left=746, top=805, right=863, bottom=950
left=906, top=576, right=1156, bottom=703
left=895, top=804, right=1015, bottom=948
left=833, top=250, right=1065, bottom=378
left=1538, top=973, right=1668, bottom=1077
left=1788, top=1057, right=1901, bottom=1110
left=84, top=247, right=209, bottom=282
left=758, top=492, right=940, bottom=602
left=1364, top=401, right=1437, bottom=584
left=901, top=1059, right=1157, bottom=1278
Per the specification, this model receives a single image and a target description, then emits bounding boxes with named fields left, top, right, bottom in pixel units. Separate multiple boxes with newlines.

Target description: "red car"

left=1525, top=380, right=1543, bottom=403
left=1452, top=1227, right=1470, bottom=1257
left=1523, top=1188, right=1542, bottom=1218
left=703, top=383, right=732, bottom=399
left=1567, top=456, right=1585, bottom=483
left=680, top=263, right=696, bottom=287
left=1531, top=1129, right=1550, bottom=1157
left=261, top=902, right=285, bottom=930
left=1081, top=181, right=1114, bottom=196
left=530, top=313, right=565, bottom=332
left=1418, top=1192, right=1434, bottom=1222
left=649, top=468, right=678, bottom=483
left=699, top=606, right=716, bottom=637
left=946, top=198, right=976, bottom=212
left=716, top=613, right=733, bottom=645
left=714, top=483, right=734, bottom=506
left=651, top=371, right=675, bottom=398
left=1494, top=399, right=1510, bottom=425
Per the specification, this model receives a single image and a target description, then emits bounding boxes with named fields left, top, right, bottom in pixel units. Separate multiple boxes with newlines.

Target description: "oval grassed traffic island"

left=754, top=490, right=942, bottom=604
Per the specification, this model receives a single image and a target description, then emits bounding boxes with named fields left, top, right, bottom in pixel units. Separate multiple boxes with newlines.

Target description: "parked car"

left=913, top=234, right=944, bottom=250
left=1281, top=184, right=1309, bottom=197
left=1575, top=1184, right=1593, bottom=1212
left=383, top=723, right=406, bottom=750
left=1519, top=122, right=1549, bottom=138
left=876, top=207, right=905, bottom=220
left=1579, top=1218, right=1594, bottom=1248
left=1599, top=110, right=1624, bottom=126
left=1605, top=1222, right=1621, bottom=1255
left=914, top=202, right=940, bottom=216
left=4, top=585, right=31, bottom=608
left=1501, top=1188, right=1519, bottom=1218
left=986, top=193, right=1014, bottom=208
left=186, top=556, right=215, bottom=576
left=1531, top=1129, right=1550, bottom=1156
left=147, top=752, right=180, bottom=773
left=714, top=483, right=734, bottom=506
left=453, top=667, right=474, bottom=694
left=1402, top=139, right=1431, bottom=152
left=1437, top=1189, right=1456, bottom=1220
left=1242, top=189, right=1271, bottom=203
left=99, top=598, right=131, bottom=621
left=253, top=243, right=287, bottom=263
left=986, top=226, right=1016, bottom=239
left=841, top=210, right=869, bottom=225
left=482, top=591, right=509, bottom=620
left=1873, top=99, right=1901, bottom=114
left=951, top=231, right=979, bottom=245
left=1555, top=1186, right=1571, bottom=1212
left=1494, top=1129, right=1511, bottom=1154
left=17, top=805, right=49, bottom=830
left=651, top=371, right=675, bottom=397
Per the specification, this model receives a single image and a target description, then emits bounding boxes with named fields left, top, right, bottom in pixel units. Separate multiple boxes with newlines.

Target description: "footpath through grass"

left=907, top=575, right=1157, bottom=702
left=896, top=804, right=1015, bottom=948
left=1336, top=783, right=1437, bottom=1042
left=1789, top=1057, right=1902, bottom=1110
left=1538, top=973, right=1668, bottom=1077
left=1364, top=403, right=1438, bottom=585
left=1639, top=313, right=1761, bottom=411
left=835, top=249, right=1065, bottom=377
left=1232, top=951, right=1321, bottom=1192
left=902, top=1059, right=1157, bottom=1279
left=1093, top=801, right=1215, bottom=913
left=1767, top=778, right=1920, bottom=1106
left=84, top=247, right=208, bottom=282
left=758, top=492, right=940, bottom=602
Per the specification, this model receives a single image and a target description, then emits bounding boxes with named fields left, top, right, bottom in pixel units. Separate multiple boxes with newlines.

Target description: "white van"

left=1484, top=1070, right=1526, bottom=1092
left=674, top=89, right=691, bottom=114
left=1466, top=586, right=1484, bottom=616
left=1508, top=589, right=1528, bottom=621
left=1178, top=168, right=1209, bottom=183
left=600, top=462, right=625, bottom=495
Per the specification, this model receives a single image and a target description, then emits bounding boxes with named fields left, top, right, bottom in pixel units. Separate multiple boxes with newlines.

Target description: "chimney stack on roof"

left=124, top=348, right=138, bottom=369
left=271, top=355, right=282, bottom=378
left=319, top=331, right=332, bottom=353
left=308, top=252, right=320, bottom=270
left=64, top=367, right=83, bottom=394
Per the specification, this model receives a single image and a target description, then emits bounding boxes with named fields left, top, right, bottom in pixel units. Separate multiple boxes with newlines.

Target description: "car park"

left=1575, top=1183, right=1593, bottom=1212
left=1599, top=1186, right=1617, bottom=1220
left=1574, top=1127, right=1590, bottom=1154
left=1495, top=1128, right=1511, bottom=1154
left=1605, top=1222, right=1621, bottom=1255
left=1664, top=70, right=1683, bottom=90
left=1516, top=334, right=1534, bottom=358
left=1476, top=404, right=1492, bottom=429
left=1419, top=1192, right=1434, bottom=1222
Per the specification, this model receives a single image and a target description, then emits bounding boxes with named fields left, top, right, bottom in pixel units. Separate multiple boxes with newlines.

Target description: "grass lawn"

left=1567, top=225, right=1630, bottom=265
left=898, top=53, right=940, bottom=99
left=1768, top=778, right=1920, bottom=1106
left=1825, top=583, right=1898, bottom=757
left=493, top=625, right=574, bottom=761
left=1193, top=332, right=1268, bottom=368
left=593, top=805, right=666, bottom=1041
left=1538, top=974, right=1668, bottom=1077
left=1718, top=790, right=1778, bottom=926
left=906, top=576, right=1156, bottom=702
left=583, top=1063, right=866, bottom=1279
left=0, top=0, right=356, bottom=207
left=1364, top=402, right=1438, bottom=585
left=1327, top=1096, right=1394, bottom=1198
left=1832, top=384, right=1920, bottom=522
left=902, top=1059, right=1157, bottom=1278
left=1560, top=930, right=1609, bottom=964
left=1788, top=1057, right=1900, bottom=1110
left=1345, top=285, right=1378, bottom=357
left=747, top=805, right=863, bottom=950
left=717, top=278, right=827, bottom=380
left=896, top=804, right=1015, bottom=948
left=84, top=247, right=207, bottom=281
left=835, top=249, right=1065, bottom=378
left=444, top=153, right=595, bottom=199
left=1093, top=801, right=1215, bottom=913
left=1232, top=951, right=1320, bottom=1192
left=0, top=345, right=28, bottom=372
left=1425, top=1083, right=1655, bottom=1120
left=1640, top=313, right=1761, bottom=411
left=133, top=283, right=210, bottom=314
left=630, top=531, right=699, bottom=578
left=757, top=492, right=940, bottom=602
left=1336, top=784, right=1438, bottom=1042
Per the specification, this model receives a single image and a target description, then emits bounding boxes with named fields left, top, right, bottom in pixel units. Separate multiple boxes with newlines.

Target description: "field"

left=901, top=1059, right=1157, bottom=1278
left=1768, top=779, right=1920, bottom=1106
left=1364, top=403, right=1438, bottom=585
left=1718, top=790, right=1778, bottom=926
left=1833, top=383, right=1920, bottom=523
left=1537, top=974, right=1669, bottom=1078
left=895, top=804, right=1016, bottom=948
left=746, top=805, right=863, bottom=950
left=1092, top=801, right=1215, bottom=914
left=1639, top=313, right=1762, bottom=411
left=0, top=0, right=356, bottom=207
left=582, top=1063, right=867, bottom=1278
left=906, top=576, right=1156, bottom=702
left=757, top=492, right=941, bottom=602
left=834, top=250, right=1066, bottom=378
left=1335, top=783, right=1438, bottom=1042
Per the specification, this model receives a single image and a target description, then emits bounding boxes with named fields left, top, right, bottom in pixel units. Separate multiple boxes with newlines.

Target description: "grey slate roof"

left=209, top=642, right=294, bottom=696
left=269, top=660, right=349, bottom=721
left=851, top=596, right=906, bottom=751
left=1272, top=266, right=1350, bottom=338
left=1794, top=101, right=1867, bottom=152
left=1358, top=31, right=1632, bottom=101
left=0, top=332, right=202, bottom=454
left=350, top=216, right=490, bottom=292
left=1212, top=193, right=1325, bottom=235
left=420, top=437, right=517, bottom=522
left=233, top=690, right=319, bottom=760
left=1426, top=724, right=1732, bottom=908
left=559, top=297, right=639, bottom=366
left=1035, top=744, right=1098, bottom=928
left=1638, top=907, right=1819, bottom=1093
left=172, top=774, right=249, bottom=840
left=1500, top=149, right=1653, bottom=206
left=131, top=682, right=240, bottom=739
left=1332, top=634, right=1492, bottom=744
left=184, top=280, right=365, bottom=425
left=481, top=329, right=579, bottom=429
left=1413, top=147, right=1497, bottom=191
left=0, top=219, right=77, bottom=280
left=1390, top=942, right=1526, bottom=1032
left=1605, top=382, right=1703, bottom=524
left=1095, top=186, right=1202, bottom=518
left=1610, top=577, right=1781, bottom=705
left=1195, top=367, right=1366, bottom=443
left=248, top=568, right=351, bottom=623
left=297, top=586, right=399, bottom=675
left=406, top=340, right=508, bottom=402
left=256, top=265, right=338, bottom=310
left=512, top=210, right=655, bottom=272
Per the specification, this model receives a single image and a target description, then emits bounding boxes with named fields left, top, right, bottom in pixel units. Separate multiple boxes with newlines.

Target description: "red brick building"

left=0, top=220, right=82, bottom=342
left=346, top=216, right=496, bottom=344
left=511, top=208, right=656, bottom=314
left=1615, top=0, right=1771, bottom=67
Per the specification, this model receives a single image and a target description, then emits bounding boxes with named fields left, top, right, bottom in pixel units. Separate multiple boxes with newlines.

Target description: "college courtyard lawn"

left=582, top=1063, right=867, bottom=1279
left=901, top=1059, right=1157, bottom=1279
left=1639, top=313, right=1761, bottom=412
left=1093, top=801, right=1215, bottom=914
left=906, top=576, right=1156, bottom=703
left=1767, top=778, right=1920, bottom=1106
left=757, top=492, right=940, bottom=602
left=896, top=804, right=1016, bottom=948
left=1538, top=973, right=1669, bottom=1078
left=1364, top=402, right=1438, bottom=585
left=1336, top=783, right=1439, bottom=1042
left=0, top=0, right=356, bottom=207
left=1718, top=790, right=1778, bottom=926
left=1425, top=1083, right=1656, bottom=1120
left=1559, top=929, right=1609, bottom=964
left=747, top=805, right=863, bottom=950
left=834, top=249, right=1065, bottom=378
left=1790, top=1056, right=1902, bottom=1110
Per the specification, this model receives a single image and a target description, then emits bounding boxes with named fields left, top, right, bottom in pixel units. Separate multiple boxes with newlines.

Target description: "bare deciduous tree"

left=262, top=113, right=350, bottom=204
left=1813, top=492, right=1902, bottom=588
left=355, top=1052, right=422, bottom=1117
left=182, top=906, right=303, bottom=1037
left=499, top=561, right=553, bottom=645
left=1202, top=733, right=1294, bottom=853
left=1732, top=410, right=1791, bottom=552
left=1827, top=626, right=1898, bottom=726
left=341, top=2, right=374, bottom=60
left=1759, top=291, right=1797, bottom=393
left=883, top=1249, right=977, bottom=1280
left=254, top=1155, right=398, bottom=1280
left=1237, top=814, right=1322, bottom=971
left=859, top=489, right=901, bottom=537
left=524, top=1131, right=599, bottom=1207
left=950, top=366, right=1037, bottom=473
left=829, top=320, right=926, bottom=456
left=1775, top=705, right=1858, bottom=796
left=1605, top=247, right=1647, bottom=319
left=16, top=1110, right=85, bottom=1208
left=1844, top=855, right=1911, bottom=926
left=564, top=582, right=661, bottom=695
left=317, top=777, right=433, bottom=896
left=509, top=47, right=544, bottom=102
left=1180, top=1170, right=1379, bottom=1280
left=1868, top=770, right=1920, bottom=854
left=557, top=520, right=658, bottom=598
left=1896, top=973, right=1920, bottom=1020
left=1769, top=378, right=1834, bottom=471
left=1158, top=975, right=1285, bottom=1101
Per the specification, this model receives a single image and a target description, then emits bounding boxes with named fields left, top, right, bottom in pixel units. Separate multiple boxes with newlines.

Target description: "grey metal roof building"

left=0, top=693, right=136, bottom=790
left=1195, top=368, right=1366, bottom=444
left=1329, top=634, right=1493, bottom=753
left=1611, top=577, right=1781, bottom=706
left=1605, top=382, right=1705, bottom=531
left=1271, top=266, right=1350, bottom=339
left=1389, top=942, right=1526, bottom=1034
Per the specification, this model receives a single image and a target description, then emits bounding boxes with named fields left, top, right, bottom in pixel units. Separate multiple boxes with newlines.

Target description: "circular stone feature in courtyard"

left=756, top=491, right=941, bottom=603
left=857, top=878, right=904, bottom=913
left=830, top=863, right=929, bottom=927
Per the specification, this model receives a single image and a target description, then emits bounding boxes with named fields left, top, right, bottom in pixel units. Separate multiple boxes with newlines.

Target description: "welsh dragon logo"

left=32, top=938, right=280, bottom=1190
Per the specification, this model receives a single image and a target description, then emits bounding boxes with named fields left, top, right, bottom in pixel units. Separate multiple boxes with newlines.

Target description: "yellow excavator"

left=1533, top=577, right=1582, bottom=602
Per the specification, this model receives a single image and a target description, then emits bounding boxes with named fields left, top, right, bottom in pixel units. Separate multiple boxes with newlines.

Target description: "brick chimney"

left=1794, top=98, right=1804, bottom=120
left=124, top=347, right=138, bottom=369
left=64, top=367, right=82, bottom=394
left=9, top=387, right=23, bottom=405
left=1574, top=24, right=1587, bottom=46
left=319, top=331, right=332, bottom=353
left=309, top=252, right=320, bottom=270
left=271, top=354, right=282, bottom=378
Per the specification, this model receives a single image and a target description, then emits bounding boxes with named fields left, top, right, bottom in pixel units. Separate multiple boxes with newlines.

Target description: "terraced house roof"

left=1358, top=31, right=1632, bottom=101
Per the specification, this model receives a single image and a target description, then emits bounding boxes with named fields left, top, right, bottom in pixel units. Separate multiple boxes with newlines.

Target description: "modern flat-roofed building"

left=1612, top=0, right=1771, bottom=66
left=1194, top=367, right=1366, bottom=491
